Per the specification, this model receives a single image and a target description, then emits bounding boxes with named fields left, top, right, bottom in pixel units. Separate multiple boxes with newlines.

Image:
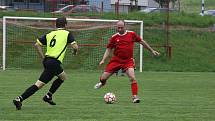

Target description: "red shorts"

left=105, top=57, right=135, bottom=73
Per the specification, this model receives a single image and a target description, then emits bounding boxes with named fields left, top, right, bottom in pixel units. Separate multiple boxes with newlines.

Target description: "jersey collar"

left=117, top=30, right=128, bottom=36
left=57, top=28, right=65, bottom=30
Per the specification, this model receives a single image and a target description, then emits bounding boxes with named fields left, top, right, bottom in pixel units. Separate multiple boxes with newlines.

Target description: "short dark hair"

left=56, top=17, right=67, bottom=28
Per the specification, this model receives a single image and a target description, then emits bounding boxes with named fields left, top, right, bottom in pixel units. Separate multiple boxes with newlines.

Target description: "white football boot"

left=94, top=82, right=103, bottom=89
left=132, top=95, right=140, bottom=103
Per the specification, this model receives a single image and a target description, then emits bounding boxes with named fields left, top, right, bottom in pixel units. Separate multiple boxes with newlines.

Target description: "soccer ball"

left=104, top=92, right=116, bottom=104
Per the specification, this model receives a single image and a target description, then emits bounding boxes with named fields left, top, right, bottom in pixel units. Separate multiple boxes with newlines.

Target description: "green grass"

left=0, top=70, right=215, bottom=121
left=142, top=29, right=215, bottom=72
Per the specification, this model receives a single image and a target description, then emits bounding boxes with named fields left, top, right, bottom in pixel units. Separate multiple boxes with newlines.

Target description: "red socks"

left=131, top=80, right=138, bottom=95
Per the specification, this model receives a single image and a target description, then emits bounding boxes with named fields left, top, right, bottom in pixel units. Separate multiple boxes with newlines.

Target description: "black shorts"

left=39, top=57, right=63, bottom=84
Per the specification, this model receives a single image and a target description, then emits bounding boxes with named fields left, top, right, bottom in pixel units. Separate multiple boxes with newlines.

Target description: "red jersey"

left=107, top=31, right=142, bottom=60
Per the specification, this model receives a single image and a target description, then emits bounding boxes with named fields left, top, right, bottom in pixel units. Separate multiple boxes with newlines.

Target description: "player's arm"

left=67, top=32, right=78, bottom=55
left=69, top=41, right=78, bottom=55
left=133, top=32, right=160, bottom=56
left=34, top=42, right=44, bottom=59
left=99, top=36, right=114, bottom=66
left=35, top=35, right=46, bottom=59
left=139, top=40, right=160, bottom=56
left=99, top=48, right=112, bottom=66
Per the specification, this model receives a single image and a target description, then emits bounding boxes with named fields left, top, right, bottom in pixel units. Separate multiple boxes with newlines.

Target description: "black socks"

left=48, top=78, right=64, bottom=95
left=20, top=85, right=39, bottom=101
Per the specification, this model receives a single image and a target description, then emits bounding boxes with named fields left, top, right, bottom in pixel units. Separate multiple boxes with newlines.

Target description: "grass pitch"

left=0, top=70, right=215, bottom=121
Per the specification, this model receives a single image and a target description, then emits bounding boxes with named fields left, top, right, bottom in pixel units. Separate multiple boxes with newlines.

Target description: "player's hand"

left=72, top=49, right=78, bottom=56
left=99, top=60, right=105, bottom=66
left=152, top=50, right=160, bottom=56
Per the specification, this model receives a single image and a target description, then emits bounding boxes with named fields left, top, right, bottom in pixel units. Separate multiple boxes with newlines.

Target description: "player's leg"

left=94, top=72, right=113, bottom=89
left=43, top=71, right=65, bottom=105
left=124, top=59, right=140, bottom=103
left=48, top=71, right=66, bottom=96
left=43, top=62, right=64, bottom=105
left=132, top=58, right=136, bottom=70
left=13, top=79, right=47, bottom=110
left=13, top=58, right=57, bottom=110
left=94, top=60, right=120, bottom=89
left=13, top=68, right=54, bottom=110
left=125, top=68, right=140, bottom=103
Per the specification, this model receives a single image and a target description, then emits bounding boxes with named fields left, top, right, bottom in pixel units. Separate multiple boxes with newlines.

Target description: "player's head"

left=56, top=17, right=67, bottom=28
left=116, top=20, right=125, bottom=35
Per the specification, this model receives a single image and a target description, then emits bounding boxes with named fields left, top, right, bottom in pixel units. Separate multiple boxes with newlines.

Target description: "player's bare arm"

left=69, top=41, right=78, bottom=55
left=99, top=48, right=112, bottom=66
left=34, top=42, right=45, bottom=59
left=139, top=40, right=160, bottom=56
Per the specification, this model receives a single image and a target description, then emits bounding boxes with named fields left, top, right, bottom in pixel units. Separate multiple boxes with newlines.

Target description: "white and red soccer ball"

left=104, top=92, right=116, bottom=104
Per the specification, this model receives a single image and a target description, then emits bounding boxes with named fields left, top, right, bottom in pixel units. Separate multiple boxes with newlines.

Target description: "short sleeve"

left=106, top=36, right=115, bottom=49
left=67, top=32, right=75, bottom=43
left=133, top=32, right=142, bottom=42
left=37, top=35, right=47, bottom=45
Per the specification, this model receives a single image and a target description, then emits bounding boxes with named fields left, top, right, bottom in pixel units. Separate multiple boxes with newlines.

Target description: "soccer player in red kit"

left=94, top=20, right=160, bottom=103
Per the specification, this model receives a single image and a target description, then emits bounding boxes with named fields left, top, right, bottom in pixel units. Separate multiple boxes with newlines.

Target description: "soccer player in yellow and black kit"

left=13, top=17, right=78, bottom=110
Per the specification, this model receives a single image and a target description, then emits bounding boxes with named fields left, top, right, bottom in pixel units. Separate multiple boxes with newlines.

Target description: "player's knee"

left=58, top=72, right=67, bottom=80
left=35, top=80, right=45, bottom=89
left=131, top=79, right=137, bottom=83
left=129, top=77, right=136, bottom=82
left=59, top=75, right=66, bottom=80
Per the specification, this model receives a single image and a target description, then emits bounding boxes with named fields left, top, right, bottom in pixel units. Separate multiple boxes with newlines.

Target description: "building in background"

left=110, top=0, right=159, bottom=13
left=0, top=0, right=159, bottom=13
left=88, top=0, right=111, bottom=12
left=0, top=0, right=13, bottom=6
left=0, top=0, right=80, bottom=12
left=148, top=0, right=159, bottom=8
left=45, top=0, right=77, bottom=12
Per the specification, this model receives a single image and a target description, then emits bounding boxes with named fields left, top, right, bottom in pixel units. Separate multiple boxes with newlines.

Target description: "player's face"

left=117, top=21, right=125, bottom=35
